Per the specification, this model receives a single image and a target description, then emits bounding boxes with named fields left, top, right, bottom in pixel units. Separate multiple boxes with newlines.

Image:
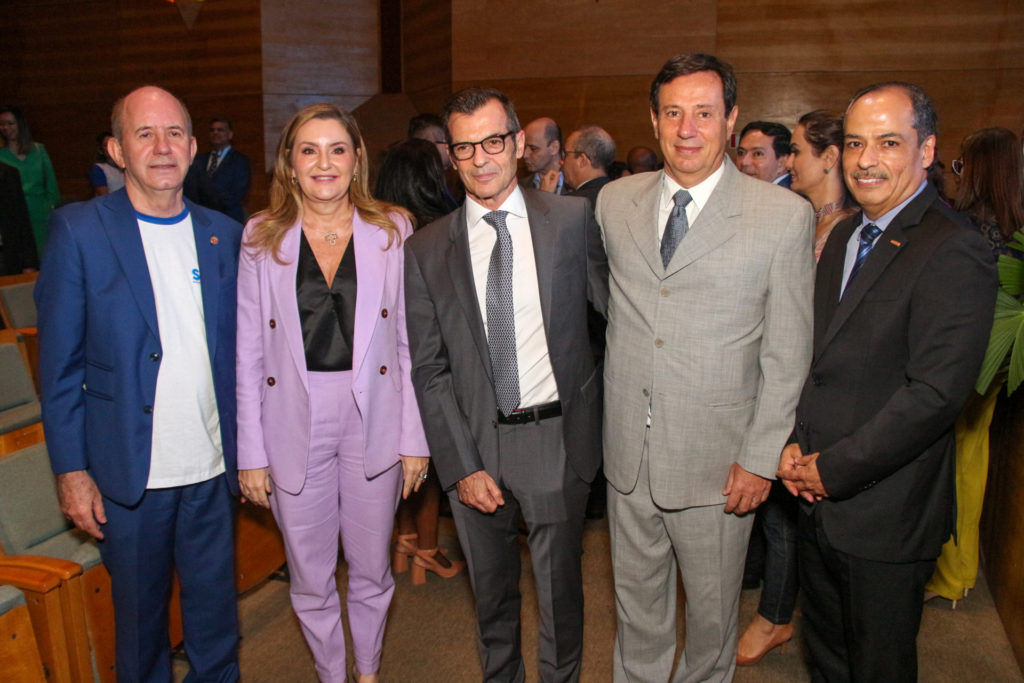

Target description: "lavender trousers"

left=269, top=370, right=402, bottom=682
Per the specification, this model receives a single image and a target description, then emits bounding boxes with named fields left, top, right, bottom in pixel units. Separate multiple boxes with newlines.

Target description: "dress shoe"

left=411, top=547, right=466, bottom=585
left=736, top=620, right=793, bottom=666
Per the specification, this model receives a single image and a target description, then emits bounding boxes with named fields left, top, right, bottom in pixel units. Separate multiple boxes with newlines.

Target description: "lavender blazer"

left=235, top=211, right=428, bottom=495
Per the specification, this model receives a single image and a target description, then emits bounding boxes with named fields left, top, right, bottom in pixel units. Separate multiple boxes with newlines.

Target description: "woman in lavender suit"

left=235, top=103, right=428, bottom=683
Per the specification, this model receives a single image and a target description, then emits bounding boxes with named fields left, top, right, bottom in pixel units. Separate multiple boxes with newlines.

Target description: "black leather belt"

left=497, top=401, right=562, bottom=425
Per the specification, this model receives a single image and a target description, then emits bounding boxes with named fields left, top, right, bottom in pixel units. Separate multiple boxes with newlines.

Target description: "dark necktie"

left=208, top=151, right=221, bottom=174
left=845, top=223, right=883, bottom=290
left=661, top=189, right=693, bottom=268
left=483, top=210, right=520, bottom=416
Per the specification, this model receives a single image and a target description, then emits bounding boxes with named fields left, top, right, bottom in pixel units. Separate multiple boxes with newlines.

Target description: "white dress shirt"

left=657, top=162, right=726, bottom=241
left=466, top=187, right=559, bottom=408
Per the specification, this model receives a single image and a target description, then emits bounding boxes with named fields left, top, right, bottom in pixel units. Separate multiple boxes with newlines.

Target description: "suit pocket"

left=84, top=359, right=114, bottom=400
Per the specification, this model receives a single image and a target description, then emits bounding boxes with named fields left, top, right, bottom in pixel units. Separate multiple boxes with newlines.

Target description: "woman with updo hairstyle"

left=235, top=102, right=429, bottom=683
left=787, top=109, right=859, bottom=261
left=737, top=110, right=860, bottom=667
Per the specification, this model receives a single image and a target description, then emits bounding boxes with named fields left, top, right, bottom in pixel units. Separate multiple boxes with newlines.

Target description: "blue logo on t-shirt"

left=192, top=268, right=201, bottom=283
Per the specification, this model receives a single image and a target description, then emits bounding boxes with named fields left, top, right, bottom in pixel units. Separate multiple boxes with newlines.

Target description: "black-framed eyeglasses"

left=951, top=158, right=963, bottom=176
left=449, top=132, right=514, bottom=161
left=563, top=149, right=584, bottom=158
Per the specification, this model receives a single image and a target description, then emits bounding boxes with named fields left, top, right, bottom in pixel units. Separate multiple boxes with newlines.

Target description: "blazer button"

left=150, top=352, right=160, bottom=362
left=143, top=405, right=153, bottom=414
left=660, top=288, right=670, bottom=297
left=642, top=388, right=650, bottom=397
left=812, top=373, right=823, bottom=386
left=654, top=338, right=664, bottom=348
left=381, top=308, right=388, bottom=318
left=269, top=319, right=276, bottom=328
left=379, top=365, right=388, bottom=375
left=492, top=420, right=498, bottom=428
left=267, top=377, right=276, bottom=386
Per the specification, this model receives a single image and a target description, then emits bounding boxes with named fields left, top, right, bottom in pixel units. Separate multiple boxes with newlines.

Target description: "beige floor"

left=175, top=516, right=1023, bottom=682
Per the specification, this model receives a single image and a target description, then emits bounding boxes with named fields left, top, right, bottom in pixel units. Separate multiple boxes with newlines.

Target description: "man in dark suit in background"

left=404, top=87, right=608, bottom=682
left=0, top=161, right=38, bottom=273
left=521, top=116, right=569, bottom=194
left=564, top=124, right=615, bottom=206
left=35, top=86, right=242, bottom=681
left=778, top=82, right=997, bottom=682
left=736, top=120, right=792, bottom=188
left=184, top=116, right=251, bottom=223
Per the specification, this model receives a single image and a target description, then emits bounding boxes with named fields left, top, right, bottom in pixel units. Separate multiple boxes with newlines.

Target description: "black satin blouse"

left=296, top=231, right=357, bottom=371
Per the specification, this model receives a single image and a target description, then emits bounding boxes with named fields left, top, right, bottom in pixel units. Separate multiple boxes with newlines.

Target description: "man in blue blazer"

left=35, top=86, right=242, bottom=682
left=184, top=117, right=251, bottom=224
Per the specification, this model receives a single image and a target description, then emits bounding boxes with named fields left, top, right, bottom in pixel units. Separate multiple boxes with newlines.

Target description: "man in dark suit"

left=0, top=161, right=37, bottom=273
left=736, top=120, right=792, bottom=188
left=184, top=116, right=251, bottom=223
left=404, top=87, right=608, bottom=682
left=520, top=116, right=569, bottom=195
left=563, top=124, right=615, bottom=207
left=778, top=82, right=997, bottom=682
left=35, top=86, right=242, bottom=682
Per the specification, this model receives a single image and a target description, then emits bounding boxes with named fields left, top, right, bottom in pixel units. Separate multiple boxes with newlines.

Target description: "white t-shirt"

left=137, top=207, right=225, bottom=488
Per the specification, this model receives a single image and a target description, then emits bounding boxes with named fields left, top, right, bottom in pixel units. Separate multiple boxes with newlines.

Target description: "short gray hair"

left=573, top=125, right=616, bottom=173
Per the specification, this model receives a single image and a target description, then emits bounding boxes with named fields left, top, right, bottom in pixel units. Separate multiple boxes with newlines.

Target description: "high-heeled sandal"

left=411, top=547, right=466, bottom=585
left=392, top=533, right=418, bottom=573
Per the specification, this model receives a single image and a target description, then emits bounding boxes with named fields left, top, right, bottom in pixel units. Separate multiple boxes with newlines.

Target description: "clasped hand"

left=776, top=443, right=828, bottom=502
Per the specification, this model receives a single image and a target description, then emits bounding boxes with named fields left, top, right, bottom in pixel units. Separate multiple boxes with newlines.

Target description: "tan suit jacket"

left=596, top=160, right=814, bottom=509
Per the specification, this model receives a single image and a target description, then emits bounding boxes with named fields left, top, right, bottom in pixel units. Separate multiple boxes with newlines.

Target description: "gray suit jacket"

left=404, top=189, right=609, bottom=490
left=595, top=159, right=814, bottom=509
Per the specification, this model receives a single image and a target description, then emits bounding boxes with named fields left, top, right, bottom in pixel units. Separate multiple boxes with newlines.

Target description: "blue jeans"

left=756, top=480, right=799, bottom=625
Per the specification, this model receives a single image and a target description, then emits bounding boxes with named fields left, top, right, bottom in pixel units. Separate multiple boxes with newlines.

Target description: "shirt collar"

left=465, top=185, right=528, bottom=230
left=858, top=179, right=928, bottom=232
left=660, top=161, right=725, bottom=214
left=214, top=145, right=231, bottom=158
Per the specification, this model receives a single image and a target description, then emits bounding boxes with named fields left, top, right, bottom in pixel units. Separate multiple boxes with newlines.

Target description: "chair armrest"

left=0, top=563, right=63, bottom=593
left=0, top=555, right=83, bottom=581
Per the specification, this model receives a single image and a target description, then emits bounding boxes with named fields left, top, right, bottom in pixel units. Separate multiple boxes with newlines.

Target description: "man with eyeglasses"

left=563, top=125, right=616, bottom=207
left=404, top=87, right=608, bottom=682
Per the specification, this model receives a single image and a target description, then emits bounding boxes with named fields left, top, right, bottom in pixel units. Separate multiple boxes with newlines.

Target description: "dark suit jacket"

left=567, top=175, right=611, bottom=208
left=0, top=162, right=38, bottom=274
left=184, top=148, right=251, bottom=224
left=404, top=189, right=609, bottom=490
left=794, top=183, right=997, bottom=562
left=35, top=189, right=242, bottom=506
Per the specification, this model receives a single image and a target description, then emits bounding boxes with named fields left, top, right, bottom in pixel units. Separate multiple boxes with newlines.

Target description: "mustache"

left=852, top=171, right=889, bottom=181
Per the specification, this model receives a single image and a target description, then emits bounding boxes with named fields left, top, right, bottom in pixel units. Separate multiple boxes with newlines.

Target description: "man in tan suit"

left=594, top=53, right=814, bottom=682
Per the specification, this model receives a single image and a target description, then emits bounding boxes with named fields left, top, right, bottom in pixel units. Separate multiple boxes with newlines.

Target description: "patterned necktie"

left=208, top=151, right=221, bottom=174
left=661, top=189, right=693, bottom=268
left=483, top=210, right=520, bottom=416
left=845, top=223, right=883, bottom=290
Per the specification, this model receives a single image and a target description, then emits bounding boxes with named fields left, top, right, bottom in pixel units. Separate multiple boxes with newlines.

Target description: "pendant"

left=324, top=231, right=338, bottom=246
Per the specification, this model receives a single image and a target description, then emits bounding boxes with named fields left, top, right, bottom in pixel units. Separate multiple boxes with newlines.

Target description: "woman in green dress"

left=0, top=106, right=60, bottom=257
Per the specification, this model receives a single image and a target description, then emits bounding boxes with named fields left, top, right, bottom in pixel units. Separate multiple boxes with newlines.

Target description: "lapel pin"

left=889, top=239, right=902, bottom=247
left=210, top=236, right=219, bottom=245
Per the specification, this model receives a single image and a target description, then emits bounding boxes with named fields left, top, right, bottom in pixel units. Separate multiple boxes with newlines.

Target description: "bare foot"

left=736, top=613, right=793, bottom=665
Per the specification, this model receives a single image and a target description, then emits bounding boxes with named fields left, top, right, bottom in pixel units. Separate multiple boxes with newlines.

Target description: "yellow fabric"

left=926, top=385, right=1001, bottom=600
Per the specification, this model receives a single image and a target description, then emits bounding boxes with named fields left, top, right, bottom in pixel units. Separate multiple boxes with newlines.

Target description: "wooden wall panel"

left=403, top=0, right=452, bottom=109
left=0, top=0, right=264, bottom=206
left=982, top=389, right=1024, bottom=672
left=261, top=0, right=379, bottom=169
left=718, top=0, right=1024, bottom=73
left=451, top=0, right=717, bottom=81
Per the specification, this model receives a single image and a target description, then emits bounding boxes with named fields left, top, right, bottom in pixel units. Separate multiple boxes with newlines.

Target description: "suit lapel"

left=100, top=191, right=159, bottom=340
left=624, top=172, right=663, bottom=275
left=524, top=192, right=554, bottom=333
left=665, top=160, right=740, bottom=275
left=445, top=206, right=493, bottom=383
left=189, top=202, right=221, bottom=359
left=817, top=185, right=935, bottom=356
left=273, top=220, right=308, bottom=392
left=352, top=211, right=386, bottom=381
